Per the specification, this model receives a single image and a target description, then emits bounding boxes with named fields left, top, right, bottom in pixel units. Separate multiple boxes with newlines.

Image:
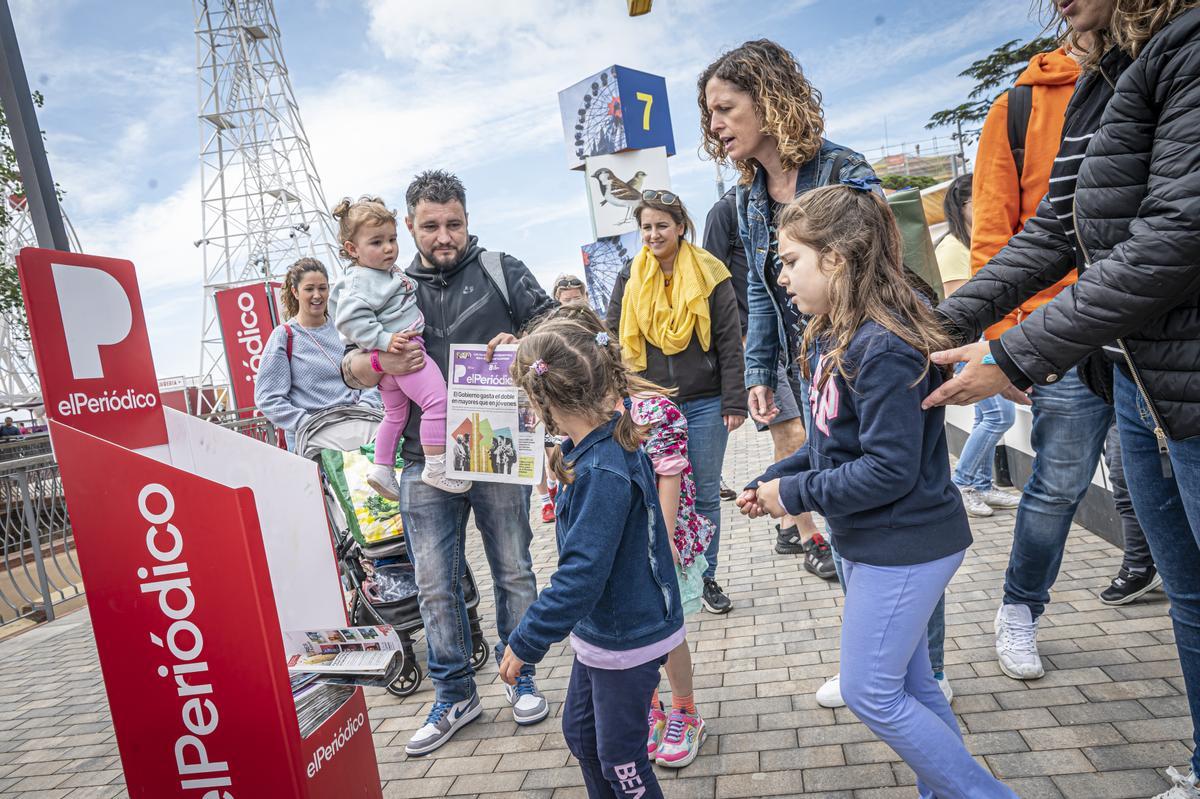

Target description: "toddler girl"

left=738, top=185, right=1017, bottom=799
left=332, top=196, right=470, bottom=497
left=499, top=316, right=682, bottom=799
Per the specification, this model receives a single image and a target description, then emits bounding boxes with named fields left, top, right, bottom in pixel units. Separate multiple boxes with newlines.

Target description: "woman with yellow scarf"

left=605, top=191, right=747, bottom=615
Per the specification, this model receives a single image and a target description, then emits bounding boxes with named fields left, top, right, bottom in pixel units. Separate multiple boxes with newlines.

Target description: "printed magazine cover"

left=445, top=344, right=544, bottom=485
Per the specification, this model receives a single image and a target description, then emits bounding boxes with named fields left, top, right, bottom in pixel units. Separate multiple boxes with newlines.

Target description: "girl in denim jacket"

left=500, top=316, right=683, bottom=799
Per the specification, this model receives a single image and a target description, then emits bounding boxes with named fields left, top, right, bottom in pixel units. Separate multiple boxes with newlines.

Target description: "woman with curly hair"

left=700, top=39, right=960, bottom=711
left=931, top=3, right=1200, bottom=794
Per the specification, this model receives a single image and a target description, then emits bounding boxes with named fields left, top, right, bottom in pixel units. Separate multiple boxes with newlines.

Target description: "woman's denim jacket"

left=736, top=138, right=878, bottom=391
left=507, top=415, right=683, bottom=663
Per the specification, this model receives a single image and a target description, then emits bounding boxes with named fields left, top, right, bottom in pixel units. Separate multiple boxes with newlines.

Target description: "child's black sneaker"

left=802, top=533, right=837, bottom=580
left=701, top=577, right=732, bottom=614
left=775, top=524, right=804, bottom=555
left=1100, top=566, right=1162, bottom=606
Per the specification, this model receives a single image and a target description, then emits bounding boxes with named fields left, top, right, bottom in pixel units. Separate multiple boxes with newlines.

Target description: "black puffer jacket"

left=938, top=9, right=1200, bottom=441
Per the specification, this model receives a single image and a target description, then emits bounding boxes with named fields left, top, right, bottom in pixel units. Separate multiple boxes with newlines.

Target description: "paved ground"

left=0, top=424, right=1194, bottom=798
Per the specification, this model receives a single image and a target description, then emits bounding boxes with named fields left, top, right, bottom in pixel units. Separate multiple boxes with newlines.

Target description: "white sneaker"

left=815, top=674, right=845, bottom=708
left=960, top=487, right=994, bottom=517
left=1155, top=767, right=1200, bottom=799
left=995, top=603, right=1044, bottom=680
left=936, top=673, right=954, bottom=703
left=405, top=694, right=482, bottom=756
left=421, top=454, right=472, bottom=494
left=366, top=463, right=401, bottom=501
left=979, top=486, right=1020, bottom=509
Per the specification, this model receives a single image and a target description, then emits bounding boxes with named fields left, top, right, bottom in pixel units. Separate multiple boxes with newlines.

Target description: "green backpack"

left=887, top=187, right=944, bottom=302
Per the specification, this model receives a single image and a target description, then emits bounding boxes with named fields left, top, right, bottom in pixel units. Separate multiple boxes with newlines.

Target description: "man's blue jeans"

left=681, top=396, right=729, bottom=581
left=1114, top=368, right=1200, bottom=776
left=400, top=466, right=538, bottom=703
left=1003, top=367, right=1112, bottom=618
left=952, top=363, right=1016, bottom=491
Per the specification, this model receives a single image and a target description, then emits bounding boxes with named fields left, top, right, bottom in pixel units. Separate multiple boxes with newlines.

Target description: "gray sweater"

left=333, top=265, right=424, bottom=352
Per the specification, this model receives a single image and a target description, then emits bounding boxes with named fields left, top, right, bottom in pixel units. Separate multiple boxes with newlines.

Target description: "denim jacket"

left=738, top=139, right=878, bottom=390
left=506, top=415, right=683, bottom=664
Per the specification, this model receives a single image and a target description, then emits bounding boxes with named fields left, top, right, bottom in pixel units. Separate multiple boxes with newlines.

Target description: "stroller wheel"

left=470, top=635, right=490, bottom=670
left=387, top=658, right=422, bottom=697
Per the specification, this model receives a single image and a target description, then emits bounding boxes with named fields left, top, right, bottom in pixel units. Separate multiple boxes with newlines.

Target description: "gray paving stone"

left=1, top=425, right=1194, bottom=799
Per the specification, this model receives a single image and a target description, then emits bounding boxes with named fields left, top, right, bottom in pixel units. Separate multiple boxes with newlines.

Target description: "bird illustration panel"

left=584, top=146, right=671, bottom=239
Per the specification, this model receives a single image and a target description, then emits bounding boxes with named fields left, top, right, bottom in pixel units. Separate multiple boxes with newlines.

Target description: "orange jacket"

left=971, top=48, right=1081, bottom=339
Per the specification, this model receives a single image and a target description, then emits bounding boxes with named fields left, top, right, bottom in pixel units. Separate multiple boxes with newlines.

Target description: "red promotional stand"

left=17, top=247, right=383, bottom=799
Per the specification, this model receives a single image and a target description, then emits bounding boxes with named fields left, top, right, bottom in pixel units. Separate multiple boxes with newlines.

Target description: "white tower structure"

left=193, top=0, right=339, bottom=395
left=0, top=195, right=80, bottom=409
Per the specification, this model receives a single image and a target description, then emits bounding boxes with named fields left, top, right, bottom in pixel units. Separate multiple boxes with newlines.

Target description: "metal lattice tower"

left=193, top=0, right=339, bottom=394
left=0, top=195, right=81, bottom=409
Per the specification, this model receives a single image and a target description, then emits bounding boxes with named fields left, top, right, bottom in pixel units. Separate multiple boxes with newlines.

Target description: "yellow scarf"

left=618, top=240, right=731, bottom=371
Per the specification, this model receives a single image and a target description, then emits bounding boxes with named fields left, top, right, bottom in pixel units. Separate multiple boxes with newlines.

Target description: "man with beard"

left=342, top=170, right=555, bottom=755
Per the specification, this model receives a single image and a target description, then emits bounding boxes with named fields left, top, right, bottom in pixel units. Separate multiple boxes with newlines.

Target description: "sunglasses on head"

left=641, top=189, right=678, bottom=205
left=555, top=276, right=584, bottom=289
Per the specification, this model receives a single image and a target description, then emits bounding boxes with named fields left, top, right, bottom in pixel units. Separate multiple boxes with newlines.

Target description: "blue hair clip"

left=841, top=176, right=882, bottom=194
left=595, top=332, right=610, bottom=347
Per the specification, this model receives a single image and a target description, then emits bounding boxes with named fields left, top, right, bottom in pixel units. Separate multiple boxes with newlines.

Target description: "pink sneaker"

left=646, top=704, right=667, bottom=759
left=655, top=709, right=706, bottom=768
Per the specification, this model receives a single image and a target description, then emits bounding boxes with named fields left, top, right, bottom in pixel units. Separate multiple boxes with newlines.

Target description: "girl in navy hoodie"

left=738, top=184, right=1016, bottom=799
left=500, top=316, right=683, bottom=799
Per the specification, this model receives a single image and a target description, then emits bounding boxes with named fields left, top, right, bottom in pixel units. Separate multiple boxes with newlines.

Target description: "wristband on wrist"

left=370, top=350, right=384, bottom=374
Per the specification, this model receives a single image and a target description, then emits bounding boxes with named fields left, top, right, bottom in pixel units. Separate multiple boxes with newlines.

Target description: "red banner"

left=51, top=420, right=304, bottom=798
left=16, top=247, right=167, bottom=451
left=214, top=283, right=280, bottom=418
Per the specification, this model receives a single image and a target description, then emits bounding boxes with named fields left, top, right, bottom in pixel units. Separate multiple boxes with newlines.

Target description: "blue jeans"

left=562, top=655, right=665, bottom=799
left=681, top=396, right=729, bottom=580
left=952, top=368, right=1016, bottom=491
left=399, top=466, right=538, bottom=703
left=1003, top=367, right=1112, bottom=618
left=841, top=550, right=1017, bottom=799
left=1114, top=368, right=1200, bottom=776
left=831, top=539, right=946, bottom=673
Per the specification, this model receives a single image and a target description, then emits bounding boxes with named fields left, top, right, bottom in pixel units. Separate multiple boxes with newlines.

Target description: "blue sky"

left=16, top=0, right=1044, bottom=379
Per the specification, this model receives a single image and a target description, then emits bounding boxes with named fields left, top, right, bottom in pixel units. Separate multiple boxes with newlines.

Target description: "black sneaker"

left=719, top=478, right=737, bottom=502
left=803, top=533, right=837, bottom=580
left=702, top=577, right=732, bottom=614
left=1100, top=566, right=1163, bottom=606
left=775, top=524, right=804, bottom=554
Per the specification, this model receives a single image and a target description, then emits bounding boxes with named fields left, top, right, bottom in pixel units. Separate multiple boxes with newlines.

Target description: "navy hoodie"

left=748, top=321, right=971, bottom=566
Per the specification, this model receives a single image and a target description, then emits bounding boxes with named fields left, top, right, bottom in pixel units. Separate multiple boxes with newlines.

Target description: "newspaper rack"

left=17, top=247, right=383, bottom=798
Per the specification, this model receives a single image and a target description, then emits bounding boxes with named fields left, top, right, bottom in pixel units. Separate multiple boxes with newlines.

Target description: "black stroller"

left=296, top=406, right=490, bottom=697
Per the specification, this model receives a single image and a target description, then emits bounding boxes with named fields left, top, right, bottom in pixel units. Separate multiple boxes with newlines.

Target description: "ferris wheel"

left=581, top=232, right=638, bottom=314
left=572, top=67, right=625, bottom=164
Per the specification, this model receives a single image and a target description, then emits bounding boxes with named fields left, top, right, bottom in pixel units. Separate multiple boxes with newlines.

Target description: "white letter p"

left=52, top=264, right=133, bottom=380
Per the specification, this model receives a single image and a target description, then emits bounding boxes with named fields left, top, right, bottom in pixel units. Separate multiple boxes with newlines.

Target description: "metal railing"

left=1, top=451, right=80, bottom=626
left=0, top=415, right=285, bottom=628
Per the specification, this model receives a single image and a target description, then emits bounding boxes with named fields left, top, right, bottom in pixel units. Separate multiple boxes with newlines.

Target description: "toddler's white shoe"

left=366, top=463, right=401, bottom=501
left=422, top=454, right=471, bottom=494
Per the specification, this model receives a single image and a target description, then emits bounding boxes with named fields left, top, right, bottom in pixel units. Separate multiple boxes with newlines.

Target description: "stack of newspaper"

left=286, top=624, right=405, bottom=737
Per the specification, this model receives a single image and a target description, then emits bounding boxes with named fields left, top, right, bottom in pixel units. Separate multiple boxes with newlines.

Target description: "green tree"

left=881, top=174, right=938, bottom=192
left=926, top=36, right=1059, bottom=144
left=0, top=91, right=56, bottom=338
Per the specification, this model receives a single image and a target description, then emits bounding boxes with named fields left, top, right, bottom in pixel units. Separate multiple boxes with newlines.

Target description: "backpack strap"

left=285, top=323, right=294, bottom=362
left=1007, top=84, right=1033, bottom=181
left=478, top=250, right=517, bottom=328
left=825, top=147, right=854, bottom=186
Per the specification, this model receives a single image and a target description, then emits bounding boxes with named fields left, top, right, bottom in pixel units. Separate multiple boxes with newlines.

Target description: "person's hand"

left=748, top=386, right=778, bottom=425
left=388, top=329, right=417, bottom=353
left=755, top=479, right=785, bottom=518
left=736, top=488, right=765, bottom=518
left=486, top=332, right=518, bottom=362
left=922, top=341, right=1029, bottom=409
left=499, top=645, right=525, bottom=686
